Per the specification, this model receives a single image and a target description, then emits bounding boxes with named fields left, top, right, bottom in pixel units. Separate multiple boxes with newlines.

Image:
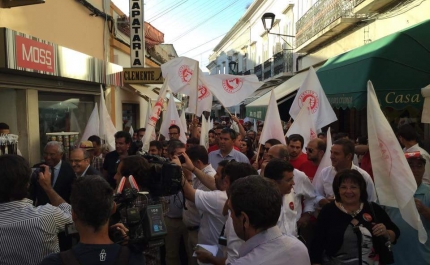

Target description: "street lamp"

left=261, top=12, right=295, bottom=38
left=229, top=61, right=238, bottom=75
left=262, top=13, right=275, bottom=32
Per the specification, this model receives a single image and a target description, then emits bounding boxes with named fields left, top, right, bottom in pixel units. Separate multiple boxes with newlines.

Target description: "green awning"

left=317, top=19, right=430, bottom=110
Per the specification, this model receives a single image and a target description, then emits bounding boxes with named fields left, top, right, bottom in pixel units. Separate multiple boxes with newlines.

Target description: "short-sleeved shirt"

left=228, top=226, right=310, bottom=265
left=39, top=243, right=144, bottom=265
left=102, top=151, right=120, bottom=188
left=289, top=152, right=308, bottom=169
left=194, top=189, right=228, bottom=246
left=298, top=160, right=319, bottom=182
left=208, top=149, right=250, bottom=170
left=385, top=183, right=430, bottom=265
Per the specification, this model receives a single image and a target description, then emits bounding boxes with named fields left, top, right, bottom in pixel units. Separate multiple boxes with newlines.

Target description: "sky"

left=112, top=0, right=253, bottom=72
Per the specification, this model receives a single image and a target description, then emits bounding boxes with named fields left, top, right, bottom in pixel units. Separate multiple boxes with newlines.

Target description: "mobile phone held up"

left=178, top=155, right=186, bottom=164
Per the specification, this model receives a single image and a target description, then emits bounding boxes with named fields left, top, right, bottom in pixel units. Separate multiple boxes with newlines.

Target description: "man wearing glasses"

left=29, top=141, right=76, bottom=251
left=299, top=138, right=326, bottom=182
left=168, top=125, right=181, bottom=141
left=69, top=148, right=101, bottom=178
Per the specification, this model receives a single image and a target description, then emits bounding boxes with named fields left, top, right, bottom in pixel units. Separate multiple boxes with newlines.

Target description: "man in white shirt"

left=313, top=138, right=377, bottom=207
left=227, top=175, right=310, bottom=265
left=261, top=144, right=316, bottom=236
left=182, top=145, right=216, bottom=262
left=180, top=155, right=256, bottom=264
left=397, top=124, right=430, bottom=184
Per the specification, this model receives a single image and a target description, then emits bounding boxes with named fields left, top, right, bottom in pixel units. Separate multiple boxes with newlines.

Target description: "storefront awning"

left=246, top=66, right=321, bottom=120
left=317, top=19, right=430, bottom=110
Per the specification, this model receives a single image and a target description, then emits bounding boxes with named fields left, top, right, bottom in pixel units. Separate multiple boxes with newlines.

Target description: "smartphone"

left=39, top=166, right=46, bottom=174
left=178, top=155, right=186, bottom=164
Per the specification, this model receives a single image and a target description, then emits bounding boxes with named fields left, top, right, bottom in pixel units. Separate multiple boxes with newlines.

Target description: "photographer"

left=112, top=155, right=168, bottom=265
left=0, top=155, right=72, bottom=265
left=39, top=175, right=144, bottom=264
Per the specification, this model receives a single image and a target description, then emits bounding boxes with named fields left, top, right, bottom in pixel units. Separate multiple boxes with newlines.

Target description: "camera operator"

left=112, top=155, right=168, bottom=265
left=39, top=175, right=144, bottom=264
left=0, top=155, right=72, bottom=265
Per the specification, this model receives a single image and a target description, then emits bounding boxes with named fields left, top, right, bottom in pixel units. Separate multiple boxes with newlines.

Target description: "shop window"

left=39, top=93, right=94, bottom=157
left=122, top=103, right=139, bottom=131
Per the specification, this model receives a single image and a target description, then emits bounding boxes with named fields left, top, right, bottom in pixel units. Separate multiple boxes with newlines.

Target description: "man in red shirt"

left=299, top=138, right=326, bottom=182
left=287, top=134, right=308, bottom=169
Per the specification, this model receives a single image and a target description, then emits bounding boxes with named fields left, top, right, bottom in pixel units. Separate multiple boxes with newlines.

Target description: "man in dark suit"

left=29, top=141, right=76, bottom=250
left=69, top=148, right=101, bottom=177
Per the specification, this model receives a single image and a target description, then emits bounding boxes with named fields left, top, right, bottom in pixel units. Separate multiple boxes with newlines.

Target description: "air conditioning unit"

left=1, top=0, right=45, bottom=8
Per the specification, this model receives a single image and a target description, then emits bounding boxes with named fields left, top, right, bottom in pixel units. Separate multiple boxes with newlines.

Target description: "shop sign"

left=384, top=91, right=422, bottom=104
left=123, top=67, right=163, bottom=84
left=130, top=0, right=144, bottom=67
left=15, top=35, right=54, bottom=73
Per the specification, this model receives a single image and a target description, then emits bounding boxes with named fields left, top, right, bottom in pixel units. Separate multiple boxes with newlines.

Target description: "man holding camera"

left=40, top=175, right=144, bottom=265
left=0, top=155, right=72, bottom=265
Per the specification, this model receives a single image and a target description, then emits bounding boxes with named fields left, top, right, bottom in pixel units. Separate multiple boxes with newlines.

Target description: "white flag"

left=314, top=128, right=332, bottom=182
left=160, top=92, right=187, bottom=143
left=129, top=126, right=134, bottom=136
left=289, top=66, right=337, bottom=130
left=367, top=80, right=427, bottom=243
left=286, top=98, right=317, bottom=152
left=142, top=83, right=167, bottom=151
left=180, top=109, right=187, bottom=135
left=99, top=86, right=117, bottom=151
left=259, top=90, right=286, bottom=145
left=161, top=56, right=199, bottom=93
left=253, top=118, right=258, bottom=133
left=204, top=74, right=263, bottom=107
left=200, top=116, right=209, bottom=149
left=80, top=103, right=100, bottom=144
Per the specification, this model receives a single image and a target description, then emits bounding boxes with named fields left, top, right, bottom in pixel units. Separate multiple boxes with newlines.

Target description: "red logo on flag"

left=378, top=138, right=393, bottom=175
left=298, top=90, right=319, bottom=113
left=310, top=129, right=317, bottom=139
left=363, top=213, right=372, bottom=222
left=198, top=85, right=210, bottom=101
left=178, top=65, right=193, bottom=84
left=289, top=202, right=294, bottom=210
left=149, top=98, right=164, bottom=126
left=222, top=78, right=243, bottom=94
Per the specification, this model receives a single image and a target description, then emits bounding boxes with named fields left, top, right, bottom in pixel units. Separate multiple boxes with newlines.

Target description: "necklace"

left=337, top=202, right=363, bottom=217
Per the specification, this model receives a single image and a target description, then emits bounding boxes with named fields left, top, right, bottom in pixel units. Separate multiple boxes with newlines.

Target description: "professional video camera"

left=112, top=154, right=183, bottom=249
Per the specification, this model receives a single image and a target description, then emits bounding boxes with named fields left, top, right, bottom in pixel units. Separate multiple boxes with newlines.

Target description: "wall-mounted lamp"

left=261, top=13, right=295, bottom=50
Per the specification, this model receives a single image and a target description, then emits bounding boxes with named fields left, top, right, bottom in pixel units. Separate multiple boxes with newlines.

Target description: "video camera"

left=112, top=154, right=183, bottom=249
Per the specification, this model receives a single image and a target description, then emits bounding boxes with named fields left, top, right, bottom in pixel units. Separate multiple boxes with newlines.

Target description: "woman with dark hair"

left=310, top=169, right=400, bottom=265
left=239, top=138, right=256, bottom=164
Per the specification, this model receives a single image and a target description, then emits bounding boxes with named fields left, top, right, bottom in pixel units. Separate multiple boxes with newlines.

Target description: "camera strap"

left=59, top=246, right=130, bottom=265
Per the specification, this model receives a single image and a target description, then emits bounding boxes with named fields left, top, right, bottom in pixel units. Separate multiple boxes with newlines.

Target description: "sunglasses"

left=305, top=147, right=314, bottom=153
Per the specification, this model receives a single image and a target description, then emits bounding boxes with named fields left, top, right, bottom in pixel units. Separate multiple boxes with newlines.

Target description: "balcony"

left=254, top=64, right=263, bottom=81
left=243, top=69, right=252, bottom=75
left=295, top=0, right=364, bottom=52
left=263, top=59, right=272, bottom=80
left=273, top=51, right=294, bottom=76
left=353, top=0, right=403, bottom=14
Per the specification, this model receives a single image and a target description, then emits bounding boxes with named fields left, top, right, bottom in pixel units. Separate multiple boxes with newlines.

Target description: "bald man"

left=69, top=148, right=101, bottom=178
left=299, top=138, right=326, bottom=182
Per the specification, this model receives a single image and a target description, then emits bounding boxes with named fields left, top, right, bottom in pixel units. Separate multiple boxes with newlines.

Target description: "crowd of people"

left=0, top=119, right=429, bottom=265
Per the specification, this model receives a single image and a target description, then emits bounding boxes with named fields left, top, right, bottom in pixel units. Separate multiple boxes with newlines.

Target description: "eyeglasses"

left=305, top=147, right=314, bottom=153
left=69, top=158, right=86, bottom=163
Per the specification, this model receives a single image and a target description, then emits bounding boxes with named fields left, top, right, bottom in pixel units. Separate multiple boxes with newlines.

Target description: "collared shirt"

left=229, top=226, right=310, bottom=265
left=195, top=189, right=228, bottom=246
left=385, top=183, right=430, bottom=265
left=77, top=165, right=90, bottom=178
left=208, top=148, right=250, bottom=170
left=313, top=164, right=377, bottom=205
left=224, top=213, right=244, bottom=264
left=91, top=155, right=104, bottom=172
left=183, top=164, right=216, bottom=227
left=51, top=160, right=62, bottom=187
left=0, top=199, right=72, bottom=265
left=404, top=144, right=430, bottom=184
left=277, top=169, right=316, bottom=236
